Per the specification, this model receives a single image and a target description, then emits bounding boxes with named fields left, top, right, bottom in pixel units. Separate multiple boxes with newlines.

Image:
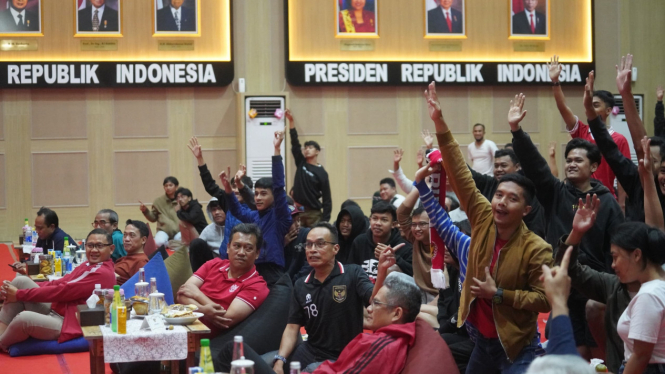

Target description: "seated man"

left=177, top=223, right=269, bottom=336
left=140, top=176, right=180, bottom=248
left=115, top=220, right=150, bottom=286
left=93, top=209, right=125, bottom=261
left=349, top=201, right=413, bottom=281
left=189, top=197, right=226, bottom=272
left=219, top=131, right=292, bottom=286
left=379, top=178, right=405, bottom=208
left=0, top=229, right=116, bottom=351
left=34, top=207, right=79, bottom=254
left=176, top=187, right=208, bottom=237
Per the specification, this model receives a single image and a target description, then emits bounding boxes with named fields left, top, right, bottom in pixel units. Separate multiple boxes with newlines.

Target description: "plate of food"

left=161, top=304, right=202, bottom=325
left=130, top=296, right=150, bottom=317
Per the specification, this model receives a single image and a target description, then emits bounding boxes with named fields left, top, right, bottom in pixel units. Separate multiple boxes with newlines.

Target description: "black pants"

left=441, top=331, right=474, bottom=374
left=217, top=341, right=323, bottom=374
left=256, top=263, right=285, bottom=287
left=189, top=238, right=218, bottom=272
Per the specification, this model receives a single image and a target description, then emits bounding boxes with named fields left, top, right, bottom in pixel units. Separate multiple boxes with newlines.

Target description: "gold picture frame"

left=335, top=0, right=379, bottom=39
left=0, top=0, right=44, bottom=37
left=74, top=0, right=123, bottom=38
left=424, top=0, right=467, bottom=39
left=509, top=0, right=550, bottom=40
left=153, top=0, right=201, bottom=37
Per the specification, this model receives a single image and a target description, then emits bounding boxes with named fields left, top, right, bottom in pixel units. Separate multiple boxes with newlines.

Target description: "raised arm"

left=424, top=82, right=492, bottom=227
left=639, top=137, right=665, bottom=231
left=509, top=94, right=560, bottom=210
left=655, top=86, right=665, bottom=138
left=617, top=54, right=648, bottom=160
left=391, top=148, right=415, bottom=194
left=286, top=110, right=306, bottom=166
left=272, top=131, right=293, bottom=233
left=547, top=141, right=559, bottom=178
left=189, top=136, right=227, bottom=200
left=220, top=170, right=257, bottom=223
left=397, top=188, right=418, bottom=240
left=234, top=164, right=257, bottom=210
left=548, top=55, right=578, bottom=130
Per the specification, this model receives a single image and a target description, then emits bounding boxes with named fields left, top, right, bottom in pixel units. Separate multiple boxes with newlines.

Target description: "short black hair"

left=447, top=194, right=460, bottom=212
left=370, top=201, right=397, bottom=221
left=593, top=90, right=615, bottom=109
left=230, top=223, right=264, bottom=251
left=565, top=138, right=602, bottom=167
left=473, top=123, right=486, bottom=131
left=304, top=140, right=321, bottom=151
left=97, top=209, right=119, bottom=224
left=255, top=177, right=272, bottom=190
left=611, top=222, right=665, bottom=268
left=163, top=176, right=179, bottom=186
left=175, top=187, right=192, bottom=198
left=86, top=228, right=113, bottom=244
left=312, top=222, right=339, bottom=243
left=241, top=175, right=253, bottom=189
left=379, top=178, right=396, bottom=188
left=496, top=173, right=536, bottom=205
left=125, top=219, right=149, bottom=238
left=494, top=148, right=520, bottom=166
left=341, top=199, right=360, bottom=209
left=412, top=206, right=426, bottom=218
left=649, top=137, right=665, bottom=162
left=37, top=207, right=59, bottom=228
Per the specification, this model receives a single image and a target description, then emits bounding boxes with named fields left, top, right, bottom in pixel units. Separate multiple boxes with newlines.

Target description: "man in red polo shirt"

left=177, top=223, right=269, bottom=335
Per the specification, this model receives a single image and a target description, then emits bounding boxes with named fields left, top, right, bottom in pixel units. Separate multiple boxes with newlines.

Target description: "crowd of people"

left=1, top=53, right=665, bottom=374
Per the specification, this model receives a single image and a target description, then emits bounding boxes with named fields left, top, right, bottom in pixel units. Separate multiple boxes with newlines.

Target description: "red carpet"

left=0, top=243, right=19, bottom=282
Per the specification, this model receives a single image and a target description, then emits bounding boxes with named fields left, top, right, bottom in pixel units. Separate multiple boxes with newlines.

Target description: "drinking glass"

left=148, top=292, right=166, bottom=315
left=230, top=359, right=254, bottom=374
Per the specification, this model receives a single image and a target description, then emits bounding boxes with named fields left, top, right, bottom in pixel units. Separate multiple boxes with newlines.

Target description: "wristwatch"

left=273, top=355, right=287, bottom=365
left=492, top=288, right=504, bottom=305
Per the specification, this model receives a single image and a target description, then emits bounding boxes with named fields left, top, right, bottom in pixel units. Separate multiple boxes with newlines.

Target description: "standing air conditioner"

left=244, top=96, right=286, bottom=183
left=609, top=94, right=643, bottom=164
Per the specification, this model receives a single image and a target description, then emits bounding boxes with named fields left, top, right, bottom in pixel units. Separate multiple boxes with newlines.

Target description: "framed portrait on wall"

left=425, top=0, right=465, bottom=38
left=0, top=0, right=42, bottom=36
left=154, top=0, right=200, bottom=36
left=510, top=0, right=549, bottom=39
left=75, top=0, right=122, bottom=37
left=337, top=0, right=378, bottom=38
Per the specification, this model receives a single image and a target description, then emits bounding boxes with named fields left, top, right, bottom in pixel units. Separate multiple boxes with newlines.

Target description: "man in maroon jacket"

left=0, top=228, right=116, bottom=350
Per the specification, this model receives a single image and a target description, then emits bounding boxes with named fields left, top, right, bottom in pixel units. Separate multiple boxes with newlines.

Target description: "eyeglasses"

left=85, top=243, right=112, bottom=250
left=370, top=299, right=396, bottom=309
left=410, top=222, right=429, bottom=229
left=304, top=240, right=337, bottom=249
left=91, top=220, right=113, bottom=227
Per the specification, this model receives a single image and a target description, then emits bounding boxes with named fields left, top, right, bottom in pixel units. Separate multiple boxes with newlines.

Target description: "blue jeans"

left=619, top=362, right=665, bottom=374
left=465, top=334, right=538, bottom=374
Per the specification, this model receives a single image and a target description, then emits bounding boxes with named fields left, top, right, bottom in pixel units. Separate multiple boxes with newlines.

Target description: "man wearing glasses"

left=271, top=222, right=378, bottom=373
left=92, top=209, right=125, bottom=262
left=177, top=223, right=269, bottom=335
left=114, top=220, right=150, bottom=286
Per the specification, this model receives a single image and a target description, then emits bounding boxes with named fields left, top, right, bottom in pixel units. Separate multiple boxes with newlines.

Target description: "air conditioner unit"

left=609, top=94, right=643, bottom=164
left=244, top=96, right=286, bottom=183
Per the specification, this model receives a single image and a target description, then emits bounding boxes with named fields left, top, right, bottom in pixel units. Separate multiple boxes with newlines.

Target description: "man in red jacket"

left=0, top=228, right=116, bottom=350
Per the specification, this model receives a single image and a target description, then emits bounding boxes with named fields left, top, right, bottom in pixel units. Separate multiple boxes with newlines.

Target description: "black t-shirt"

left=288, top=262, right=374, bottom=361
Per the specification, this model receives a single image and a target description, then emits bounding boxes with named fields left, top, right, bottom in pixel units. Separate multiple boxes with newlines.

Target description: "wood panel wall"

left=0, top=0, right=663, bottom=241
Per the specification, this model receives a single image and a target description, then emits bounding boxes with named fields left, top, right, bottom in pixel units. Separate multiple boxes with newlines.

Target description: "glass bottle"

left=199, top=339, right=214, bottom=373
left=232, top=335, right=244, bottom=361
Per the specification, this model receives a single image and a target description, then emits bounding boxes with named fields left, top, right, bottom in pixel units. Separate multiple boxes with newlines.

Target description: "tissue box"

left=77, top=305, right=105, bottom=327
left=27, top=264, right=39, bottom=275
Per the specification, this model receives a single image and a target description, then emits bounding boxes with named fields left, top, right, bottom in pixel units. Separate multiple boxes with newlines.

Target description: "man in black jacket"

left=78, top=0, right=119, bottom=32
left=286, top=110, right=332, bottom=227
left=348, top=201, right=412, bottom=282
left=469, top=148, right=547, bottom=239
left=509, top=93, right=624, bottom=359
left=176, top=187, right=207, bottom=234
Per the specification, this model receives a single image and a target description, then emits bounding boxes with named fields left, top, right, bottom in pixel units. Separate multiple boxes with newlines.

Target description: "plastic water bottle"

left=31, top=229, right=37, bottom=245
left=199, top=339, right=214, bottom=373
left=232, top=335, right=244, bottom=361
left=24, top=227, right=32, bottom=246
left=290, top=362, right=301, bottom=374
left=22, top=218, right=30, bottom=240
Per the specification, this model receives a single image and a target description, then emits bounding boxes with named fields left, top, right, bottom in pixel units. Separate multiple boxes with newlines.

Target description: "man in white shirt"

left=467, top=123, right=499, bottom=176
left=188, top=197, right=226, bottom=272
left=512, top=0, right=546, bottom=35
left=156, top=0, right=196, bottom=32
left=0, top=0, right=39, bottom=32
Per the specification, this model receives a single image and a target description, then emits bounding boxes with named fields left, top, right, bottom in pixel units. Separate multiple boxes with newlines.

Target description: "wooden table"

left=82, top=320, right=211, bottom=374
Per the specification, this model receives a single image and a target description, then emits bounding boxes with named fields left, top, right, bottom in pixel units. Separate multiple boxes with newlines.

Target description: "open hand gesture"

left=234, top=164, right=247, bottom=188
left=187, top=137, right=202, bottom=159
left=284, top=109, right=293, bottom=122
left=583, top=71, right=596, bottom=119
left=393, top=148, right=404, bottom=164
left=657, top=86, right=664, bottom=102
left=471, top=267, right=498, bottom=300
left=421, top=129, right=434, bottom=149
left=219, top=167, right=232, bottom=192
left=416, top=147, right=425, bottom=166
left=640, top=137, right=653, bottom=176
left=274, top=131, right=285, bottom=149
left=616, top=54, right=633, bottom=95
left=572, top=194, right=600, bottom=235
left=424, top=82, right=443, bottom=122
left=547, top=55, right=562, bottom=83
left=507, top=93, right=527, bottom=128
